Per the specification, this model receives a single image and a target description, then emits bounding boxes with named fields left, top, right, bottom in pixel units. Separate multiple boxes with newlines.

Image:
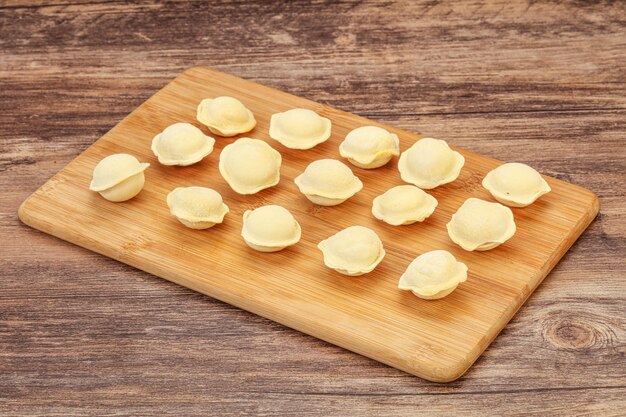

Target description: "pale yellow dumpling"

left=269, top=108, right=331, bottom=149
left=294, top=159, right=363, bottom=206
left=89, top=153, right=149, bottom=202
left=398, top=250, right=468, bottom=300
left=339, top=126, right=400, bottom=169
left=317, top=226, right=385, bottom=276
left=372, top=185, right=438, bottom=226
left=482, top=162, right=551, bottom=207
left=166, top=187, right=229, bottom=230
left=447, top=198, right=516, bottom=251
left=219, top=138, right=282, bottom=195
left=151, top=122, right=215, bottom=166
left=398, top=138, right=465, bottom=189
left=241, top=205, right=301, bottom=252
left=196, top=96, right=256, bottom=137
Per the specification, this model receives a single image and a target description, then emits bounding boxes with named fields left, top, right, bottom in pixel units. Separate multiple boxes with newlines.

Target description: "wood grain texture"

left=1, top=0, right=625, bottom=416
left=18, top=66, right=599, bottom=382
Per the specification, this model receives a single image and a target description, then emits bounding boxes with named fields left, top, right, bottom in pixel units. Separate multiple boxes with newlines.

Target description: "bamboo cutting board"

left=18, top=67, right=599, bottom=382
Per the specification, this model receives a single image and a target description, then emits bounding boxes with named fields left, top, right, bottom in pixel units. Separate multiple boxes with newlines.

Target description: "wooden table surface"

left=1, top=1, right=624, bottom=415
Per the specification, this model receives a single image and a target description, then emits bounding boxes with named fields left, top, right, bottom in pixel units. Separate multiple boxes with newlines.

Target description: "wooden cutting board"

left=18, top=67, right=599, bottom=382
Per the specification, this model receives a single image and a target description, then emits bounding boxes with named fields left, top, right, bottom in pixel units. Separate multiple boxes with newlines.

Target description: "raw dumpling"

left=339, top=125, right=400, bottom=169
left=447, top=198, right=516, bottom=251
left=151, top=122, right=215, bottom=166
left=269, top=108, right=331, bottom=149
left=398, top=250, right=468, bottom=300
left=196, top=96, right=256, bottom=137
left=294, top=159, right=363, bottom=206
left=317, top=226, right=385, bottom=276
left=241, top=205, right=301, bottom=252
left=219, top=138, right=282, bottom=195
left=89, top=153, right=149, bottom=202
left=398, top=138, right=465, bottom=189
left=166, top=186, right=229, bottom=229
left=372, top=185, right=438, bottom=226
left=482, top=162, right=551, bottom=207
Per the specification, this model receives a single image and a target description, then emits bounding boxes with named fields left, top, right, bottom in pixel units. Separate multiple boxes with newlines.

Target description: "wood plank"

left=2, top=103, right=623, bottom=396
left=2, top=1, right=625, bottom=115
left=2, top=0, right=625, bottom=414
left=17, top=67, right=598, bottom=382
left=2, top=387, right=625, bottom=417
left=2, top=118, right=623, bottom=415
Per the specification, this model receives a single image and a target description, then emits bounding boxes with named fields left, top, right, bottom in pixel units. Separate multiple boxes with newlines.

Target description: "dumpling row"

left=88, top=93, right=553, bottom=302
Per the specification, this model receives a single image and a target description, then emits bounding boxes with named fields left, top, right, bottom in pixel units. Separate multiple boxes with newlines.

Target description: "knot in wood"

left=543, top=315, right=606, bottom=350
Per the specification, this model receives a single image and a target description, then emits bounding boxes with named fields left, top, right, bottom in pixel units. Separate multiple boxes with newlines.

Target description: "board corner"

left=409, top=354, right=472, bottom=383
left=589, top=189, right=600, bottom=218
left=17, top=193, right=37, bottom=228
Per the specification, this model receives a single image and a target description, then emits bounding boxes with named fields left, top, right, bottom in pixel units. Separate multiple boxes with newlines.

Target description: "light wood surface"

left=2, top=1, right=625, bottom=415
left=18, top=67, right=598, bottom=382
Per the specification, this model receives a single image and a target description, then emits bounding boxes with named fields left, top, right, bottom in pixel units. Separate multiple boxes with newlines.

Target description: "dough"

left=269, top=108, right=331, bottom=149
left=447, top=198, right=516, bottom=251
left=151, top=122, right=215, bottom=166
left=317, top=226, right=385, bottom=276
left=294, top=159, right=363, bottom=206
left=372, top=185, right=438, bottom=226
left=241, top=205, right=302, bottom=252
left=167, top=186, right=229, bottom=229
left=196, top=96, right=256, bottom=137
left=89, top=153, right=149, bottom=202
left=219, top=138, right=282, bottom=194
left=398, top=250, right=468, bottom=300
left=482, top=162, right=551, bottom=207
left=398, top=137, right=465, bottom=189
left=339, top=125, right=400, bottom=169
